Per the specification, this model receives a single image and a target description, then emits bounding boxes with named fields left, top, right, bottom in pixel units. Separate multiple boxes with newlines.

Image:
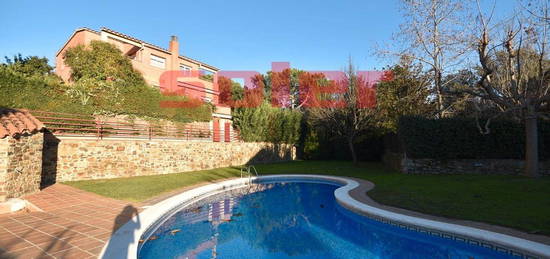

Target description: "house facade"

left=55, top=27, right=233, bottom=142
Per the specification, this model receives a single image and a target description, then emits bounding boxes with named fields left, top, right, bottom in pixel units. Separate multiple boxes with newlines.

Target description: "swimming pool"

left=99, top=175, right=550, bottom=259
left=137, top=181, right=518, bottom=258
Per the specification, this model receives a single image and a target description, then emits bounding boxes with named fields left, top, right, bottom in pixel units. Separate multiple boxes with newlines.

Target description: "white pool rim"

left=99, top=175, right=550, bottom=259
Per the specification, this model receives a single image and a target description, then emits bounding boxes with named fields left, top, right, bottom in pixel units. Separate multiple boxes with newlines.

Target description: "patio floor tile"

left=49, top=247, right=94, bottom=259
left=74, top=238, right=104, bottom=251
left=0, top=184, right=142, bottom=258
left=10, top=246, right=53, bottom=259
left=0, top=237, right=34, bottom=251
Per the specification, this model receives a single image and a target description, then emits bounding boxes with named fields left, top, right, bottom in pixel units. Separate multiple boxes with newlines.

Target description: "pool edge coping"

left=99, top=175, right=550, bottom=259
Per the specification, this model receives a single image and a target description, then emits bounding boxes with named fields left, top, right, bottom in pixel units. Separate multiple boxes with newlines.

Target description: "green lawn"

left=64, top=160, right=550, bottom=236
left=65, top=167, right=241, bottom=202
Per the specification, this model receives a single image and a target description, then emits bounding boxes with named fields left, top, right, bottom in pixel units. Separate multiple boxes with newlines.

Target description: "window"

left=180, top=64, right=191, bottom=71
left=199, top=68, right=214, bottom=76
left=127, top=46, right=141, bottom=61
left=150, top=55, right=166, bottom=69
left=128, top=50, right=139, bottom=61
left=199, top=68, right=215, bottom=82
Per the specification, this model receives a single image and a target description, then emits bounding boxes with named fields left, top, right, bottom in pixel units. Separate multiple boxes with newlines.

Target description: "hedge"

left=397, top=116, right=550, bottom=160
left=232, top=102, right=302, bottom=144
left=0, top=67, right=212, bottom=122
left=0, top=67, right=92, bottom=114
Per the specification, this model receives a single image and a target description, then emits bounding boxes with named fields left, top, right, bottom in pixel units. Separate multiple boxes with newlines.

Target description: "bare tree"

left=386, top=0, right=468, bottom=117
left=519, top=0, right=550, bottom=24
left=307, top=62, right=377, bottom=165
left=466, top=0, right=549, bottom=177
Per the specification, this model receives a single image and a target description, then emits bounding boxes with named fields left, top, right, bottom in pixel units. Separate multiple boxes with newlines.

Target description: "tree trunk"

left=348, top=137, right=358, bottom=165
left=525, top=105, right=539, bottom=177
left=435, top=70, right=444, bottom=118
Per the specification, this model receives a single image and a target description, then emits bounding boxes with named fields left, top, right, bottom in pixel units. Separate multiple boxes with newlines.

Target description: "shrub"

left=233, top=102, right=302, bottom=144
left=398, top=116, right=550, bottom=159
left=61, top=41, right=212, bottom=122
left=2, top=54, right=54, bottom=78
left=0, top=47, right=212, bottom=123
left=64, top=41, right=145, bottom=85
left=0, top=67, right=90, bottom=113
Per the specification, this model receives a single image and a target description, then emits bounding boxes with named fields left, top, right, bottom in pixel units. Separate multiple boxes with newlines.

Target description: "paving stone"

left=0, top=184, right=142, bottom=258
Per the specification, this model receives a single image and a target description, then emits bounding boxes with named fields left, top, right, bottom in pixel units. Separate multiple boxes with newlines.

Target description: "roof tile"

left=0, top=109, right=44, bottom=139
left=100, top=27, right=219, bottom=71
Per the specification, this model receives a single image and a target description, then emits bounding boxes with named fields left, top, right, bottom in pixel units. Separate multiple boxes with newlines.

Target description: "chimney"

left=169, top=35, right=179, bottom=56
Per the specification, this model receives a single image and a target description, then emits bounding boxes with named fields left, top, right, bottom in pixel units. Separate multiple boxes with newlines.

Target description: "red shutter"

left=213, top=119, right=220, bottom=142
left=224, top=122, right=231, bottom=142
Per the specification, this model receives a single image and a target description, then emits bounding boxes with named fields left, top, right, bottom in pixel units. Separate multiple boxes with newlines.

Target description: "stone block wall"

left=42, top=136, right=295, bottom=182
left=383, top=151, right=550, bottom=175
left=0, top=133, right=44, bottom=201
left=0, top=138, right=8, bottom=201
left=382, top=151, right=404, bottom=173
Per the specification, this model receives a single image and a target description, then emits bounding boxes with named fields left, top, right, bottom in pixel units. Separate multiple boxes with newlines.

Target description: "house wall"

left=55, top=29, right=220, bottom=108
left=42, top=136, right=295, bottom=182
left=129, top=45, right=171, bottom=88
left=55, top=28, right=233, bottom=140
left=55, top=30, right=101, bottom=82
left=0, top=133, right=44, bottom=201
left=383, top=151, right=550, bottom=175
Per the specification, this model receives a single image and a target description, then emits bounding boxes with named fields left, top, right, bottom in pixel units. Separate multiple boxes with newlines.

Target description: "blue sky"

left=0, top=0, right=517, bottom=73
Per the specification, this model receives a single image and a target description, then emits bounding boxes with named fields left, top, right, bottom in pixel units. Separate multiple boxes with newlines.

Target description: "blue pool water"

left=138, top=181, right=518, bottom=259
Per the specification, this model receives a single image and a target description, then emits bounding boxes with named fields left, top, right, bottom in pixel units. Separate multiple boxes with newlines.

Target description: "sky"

left=0, top=0, right=518, bottom=74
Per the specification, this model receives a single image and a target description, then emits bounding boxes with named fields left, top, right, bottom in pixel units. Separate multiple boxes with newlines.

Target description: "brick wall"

left=0, top=133, right=44, bottom=201
left=42, top=135, right=295, bottom=182
left=383, top=151, right=550, bottom=175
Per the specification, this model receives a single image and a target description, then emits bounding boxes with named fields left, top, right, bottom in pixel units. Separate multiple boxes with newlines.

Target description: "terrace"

left=1, top=161, right=549, bottom=258
left=1, top=0, right=550, bottom=258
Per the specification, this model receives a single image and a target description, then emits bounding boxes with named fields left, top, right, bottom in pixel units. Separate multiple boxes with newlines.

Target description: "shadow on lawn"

left=245, top=144, right=294, bottom=166
left=225, top=144, right=295, bottom=176
left=199, top=144, right=295, bottom=179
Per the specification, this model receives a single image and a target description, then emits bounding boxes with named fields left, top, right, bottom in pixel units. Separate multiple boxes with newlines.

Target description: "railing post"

left=99, top=123, right=103, bottom=140
left=96, top=120, right=102, bottom=140
left=148, top=126, right=152, bottom=140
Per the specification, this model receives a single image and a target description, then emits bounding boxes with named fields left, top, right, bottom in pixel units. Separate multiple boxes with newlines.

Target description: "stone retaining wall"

left=0, top=133, right=44, bottom=201
left=383, top=151, right=550, bottom=175
left=42, top=135, right=295, bottom=182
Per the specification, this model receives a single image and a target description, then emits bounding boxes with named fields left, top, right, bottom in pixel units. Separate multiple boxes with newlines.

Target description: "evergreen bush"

left=398, top=116, right=550, bottom=159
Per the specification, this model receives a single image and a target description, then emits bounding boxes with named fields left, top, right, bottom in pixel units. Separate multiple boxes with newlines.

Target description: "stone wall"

left=383, top=151, right=550, bottom=175
left=0, top=138, right=8, bottom=201
left=382, top=151, right=404, bottom=173
left=0, top=133, right=44, bottom=201
left=42, top=135, right=295, bottom=182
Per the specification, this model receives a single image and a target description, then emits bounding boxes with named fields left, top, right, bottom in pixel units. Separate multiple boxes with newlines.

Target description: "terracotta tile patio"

left=0, top=184, right=141, bottom=259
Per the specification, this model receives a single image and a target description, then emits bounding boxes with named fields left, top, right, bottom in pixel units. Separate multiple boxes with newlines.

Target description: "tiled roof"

left=57, top=27, right=220, bottom=71
left=100, top=27, right=219, bottom=71
left=0, top=109, right=44, bottom=139
left=79, top=27, right=100, bottom=35
left=101, top=27, right=146, bottom=45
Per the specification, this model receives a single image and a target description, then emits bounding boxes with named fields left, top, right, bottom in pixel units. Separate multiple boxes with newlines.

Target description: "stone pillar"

left=0, top=138, right=9, bottom=201
left=0, top=133, right=44, bottom=201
